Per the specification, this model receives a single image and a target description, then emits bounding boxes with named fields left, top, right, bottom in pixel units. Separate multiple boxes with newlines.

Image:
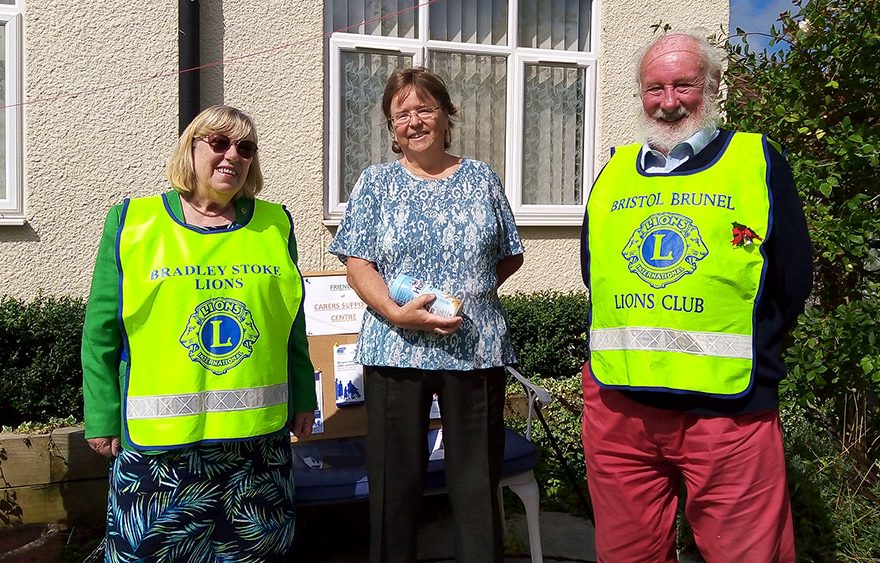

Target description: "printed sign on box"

left=303, top=275, right=367, bottom=336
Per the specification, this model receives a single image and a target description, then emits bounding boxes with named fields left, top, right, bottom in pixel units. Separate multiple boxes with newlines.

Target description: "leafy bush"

left=783, top=401, right=880, bottom=561
left=0, top=295, right=86, bottom=428
left=501, top=292, right=590, bottom=380
left=724, top=0, right=880, bottom=461
left=0, top=290, right=592, bottom=428
left=782, top=298, right=880, bottom=448
left=0, top=415, right=80, bottom=435
left=725, top=0, right=879, bottom=308
left=721, top=0, right=880, bottom=558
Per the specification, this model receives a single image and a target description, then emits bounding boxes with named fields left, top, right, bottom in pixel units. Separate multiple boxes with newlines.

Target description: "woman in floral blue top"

left=329, top=67, right=524, bottom=563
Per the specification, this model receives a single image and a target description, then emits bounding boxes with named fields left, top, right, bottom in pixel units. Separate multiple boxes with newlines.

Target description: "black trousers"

left=365, top=365, right=506, bottom=563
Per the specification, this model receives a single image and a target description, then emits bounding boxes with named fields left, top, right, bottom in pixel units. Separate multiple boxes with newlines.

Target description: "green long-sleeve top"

left=81, top=191, right=317, bottom=448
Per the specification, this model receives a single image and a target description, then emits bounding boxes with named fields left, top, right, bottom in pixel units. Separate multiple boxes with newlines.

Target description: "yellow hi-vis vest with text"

left=587, top=132, right=771, bottom=397
left=117, top=194, right=304, bottom=450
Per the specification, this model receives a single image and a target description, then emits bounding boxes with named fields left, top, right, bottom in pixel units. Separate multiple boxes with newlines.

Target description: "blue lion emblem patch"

left=622, top=212, right=708, bottom=289
left=180, top=297, right=260, bottom=375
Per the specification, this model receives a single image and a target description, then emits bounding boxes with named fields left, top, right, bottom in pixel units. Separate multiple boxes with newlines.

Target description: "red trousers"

left=581, top=364, right=795, bottom=562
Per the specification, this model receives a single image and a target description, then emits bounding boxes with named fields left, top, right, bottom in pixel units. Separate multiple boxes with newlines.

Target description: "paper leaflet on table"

left=311, top=370, right=324, bottom=434
left=333, top=342, right=365, bottom=406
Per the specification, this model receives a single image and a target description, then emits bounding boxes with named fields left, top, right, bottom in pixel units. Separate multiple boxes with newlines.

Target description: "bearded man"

left=579, top=31, right=811, bottom=562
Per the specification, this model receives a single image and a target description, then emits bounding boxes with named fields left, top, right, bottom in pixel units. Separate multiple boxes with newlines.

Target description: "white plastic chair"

left=500, top=365, right=553, bottom=563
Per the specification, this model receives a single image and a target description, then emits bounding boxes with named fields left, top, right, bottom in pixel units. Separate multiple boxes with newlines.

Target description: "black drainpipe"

left=179, top=0, right=200, bottom=134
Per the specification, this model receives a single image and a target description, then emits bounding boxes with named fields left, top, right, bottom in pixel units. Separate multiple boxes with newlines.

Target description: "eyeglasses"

left=390, top=106, right=440, bottom=125
left=197, top=133, right=258, bottom=159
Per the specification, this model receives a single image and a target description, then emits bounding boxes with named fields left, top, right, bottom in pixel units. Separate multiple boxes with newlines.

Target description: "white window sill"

left=0, top=213, right=26, bottom=226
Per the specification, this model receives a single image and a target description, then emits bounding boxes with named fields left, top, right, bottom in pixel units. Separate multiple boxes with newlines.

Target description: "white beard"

left=638, top=100, right=720, bottom=154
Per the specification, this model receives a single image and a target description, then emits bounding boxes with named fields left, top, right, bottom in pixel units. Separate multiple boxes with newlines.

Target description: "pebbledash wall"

left=0, top=0, right=727, bottom=300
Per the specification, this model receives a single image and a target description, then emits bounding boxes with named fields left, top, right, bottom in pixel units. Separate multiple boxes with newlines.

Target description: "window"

left=0, top=0, right=23, bottom=225
left=326, top=0, right=597, bottom=225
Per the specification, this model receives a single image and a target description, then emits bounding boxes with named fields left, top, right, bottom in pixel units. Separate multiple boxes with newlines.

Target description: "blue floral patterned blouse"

left=329, top=158, right=524, bottom=370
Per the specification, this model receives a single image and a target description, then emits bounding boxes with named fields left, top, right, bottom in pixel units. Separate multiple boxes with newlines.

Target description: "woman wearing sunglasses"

left=82, top=105, right=316, bottom=562
left=329, top=68, right=524, bottom=563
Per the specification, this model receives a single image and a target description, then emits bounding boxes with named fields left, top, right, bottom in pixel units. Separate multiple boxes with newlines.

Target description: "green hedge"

left=0, top=295, right=85, bottom=428
left=501, top=291, right=590, bottom=380
left=0, top=292, right=590, bottom=429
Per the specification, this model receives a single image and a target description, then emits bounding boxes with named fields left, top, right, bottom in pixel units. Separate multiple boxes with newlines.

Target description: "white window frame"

left=326, top=0, right=598, bottom=226
left=0, top=4, right=23, bottom=225
left=327, top=34, right=423, bottom=219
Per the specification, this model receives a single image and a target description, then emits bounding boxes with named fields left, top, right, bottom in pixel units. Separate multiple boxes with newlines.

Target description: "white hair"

left=635, top=29, right=724, bottom=99
left=634, top=30, right=724, bottom=153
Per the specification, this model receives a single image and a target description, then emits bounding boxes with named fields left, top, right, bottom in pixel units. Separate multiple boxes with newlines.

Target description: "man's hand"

left=291, top=411, right=316, bottom=439
left=87, top=436, right=121, bottom=458
left=390, top=293, right=463, bottom=335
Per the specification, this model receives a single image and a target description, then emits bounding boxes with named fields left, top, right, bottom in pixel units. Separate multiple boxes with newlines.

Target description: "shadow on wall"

left=518, top=225, right=582, bottom=241
left=201, top=2, right=225, bottom=107
left=0, top=222, right=40, bottom=243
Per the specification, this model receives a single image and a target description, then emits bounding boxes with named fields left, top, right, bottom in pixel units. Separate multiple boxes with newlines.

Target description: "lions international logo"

left=180, top=297, right=260, bottom=375
left=622, top=212, right=709, bottom=289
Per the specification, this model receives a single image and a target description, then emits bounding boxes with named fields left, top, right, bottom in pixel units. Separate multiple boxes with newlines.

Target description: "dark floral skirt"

left=104, top=432, right=295, bottom=562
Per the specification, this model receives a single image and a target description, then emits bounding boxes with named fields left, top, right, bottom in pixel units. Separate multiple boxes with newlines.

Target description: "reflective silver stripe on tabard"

left=590, top=327, right=752, bottom=359
left=127, top=383, right=288, bottom=419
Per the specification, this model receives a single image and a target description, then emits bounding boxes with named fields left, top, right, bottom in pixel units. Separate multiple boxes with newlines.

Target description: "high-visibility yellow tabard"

left=117, top=195, right=304, bottom=449
left=587, top=133, right=771, bottom=396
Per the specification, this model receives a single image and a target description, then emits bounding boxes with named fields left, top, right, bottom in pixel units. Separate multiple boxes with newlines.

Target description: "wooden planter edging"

left=0, top=427, right=108, bottom=528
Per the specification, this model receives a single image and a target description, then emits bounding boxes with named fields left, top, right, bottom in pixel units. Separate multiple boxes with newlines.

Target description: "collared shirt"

left=640, top=126, right=720, bottom=173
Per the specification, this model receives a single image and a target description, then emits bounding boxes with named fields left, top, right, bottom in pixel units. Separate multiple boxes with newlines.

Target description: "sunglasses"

left=197, top=133, right=258, bottom=159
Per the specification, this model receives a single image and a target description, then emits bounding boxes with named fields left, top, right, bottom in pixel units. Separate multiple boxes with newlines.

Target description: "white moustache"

left=653, top=106, right=689, bottom=122
left=638, top=101, right=720, bottom=155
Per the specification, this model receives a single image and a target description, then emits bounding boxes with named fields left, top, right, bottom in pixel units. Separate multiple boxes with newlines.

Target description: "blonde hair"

left=166, top=105, right=264, bottom=198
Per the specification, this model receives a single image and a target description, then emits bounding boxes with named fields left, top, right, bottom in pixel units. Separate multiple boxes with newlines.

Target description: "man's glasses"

left=390, top=106, right=440, bottom=126
left=197, top=133, right=258, bottom=159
